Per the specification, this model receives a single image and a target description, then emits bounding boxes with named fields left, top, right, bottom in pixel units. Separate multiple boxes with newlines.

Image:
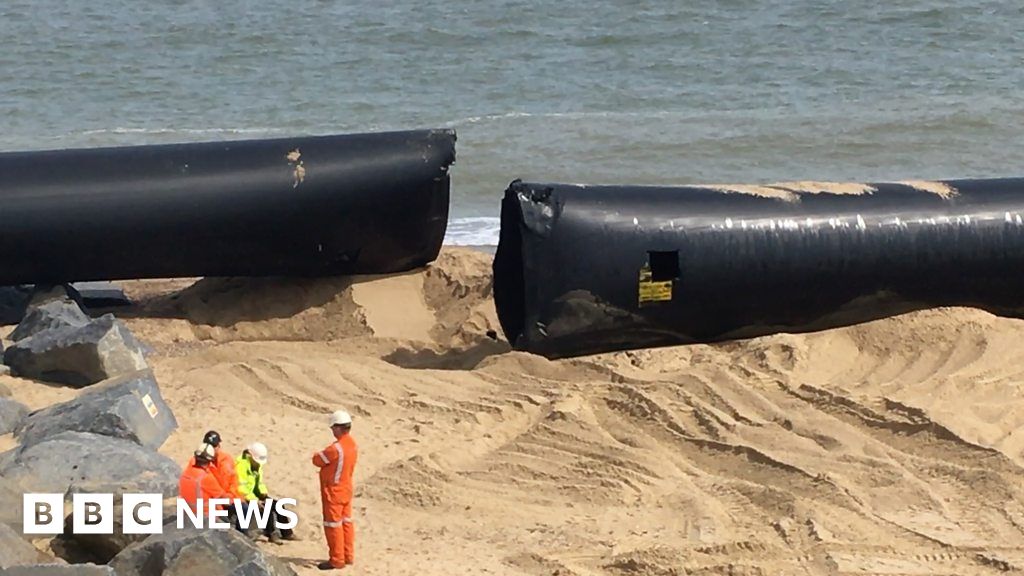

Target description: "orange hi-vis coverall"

left=179, top=462, right=231, bottom=513
left=313, top=433, right=358, bottom=567
left=188, top=449, right=242, bottom=499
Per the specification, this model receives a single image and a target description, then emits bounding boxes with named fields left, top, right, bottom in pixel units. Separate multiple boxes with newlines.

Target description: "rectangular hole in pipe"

left=648, top=250, right=680, bottom=282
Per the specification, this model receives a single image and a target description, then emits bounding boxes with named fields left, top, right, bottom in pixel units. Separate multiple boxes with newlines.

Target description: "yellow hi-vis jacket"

left=235, top=455, right=269, bottom=501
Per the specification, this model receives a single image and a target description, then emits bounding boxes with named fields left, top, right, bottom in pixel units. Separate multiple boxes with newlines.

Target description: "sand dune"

left=3, top=247, right=1024, bottom=575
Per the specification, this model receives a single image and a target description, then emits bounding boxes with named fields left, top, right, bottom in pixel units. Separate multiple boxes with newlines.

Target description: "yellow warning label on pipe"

left=638, top=266, right=673, bottom=305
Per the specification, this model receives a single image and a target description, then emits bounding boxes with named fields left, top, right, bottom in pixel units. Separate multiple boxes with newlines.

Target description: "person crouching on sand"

left=179, top=442, right=231, bottom=512
left=236, top=441, right=297, bottom=544
left=187, top=430, right=243, bottom=501
left=313, top=409, right=358, bottom=571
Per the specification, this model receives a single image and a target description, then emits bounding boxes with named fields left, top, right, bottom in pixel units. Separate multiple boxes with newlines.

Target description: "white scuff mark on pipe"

left=856, top=214, right=866, bottom=230
left=725, top=218, right=733, bottom=229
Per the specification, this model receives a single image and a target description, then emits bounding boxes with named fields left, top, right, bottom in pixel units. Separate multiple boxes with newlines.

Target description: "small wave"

left=442, top=112, right=536, bottom=126
left=440, top=110, right=703, bottom=128
left=443, top=217, right=499, bottom=246
left=437, top=107, right=847, bottom=130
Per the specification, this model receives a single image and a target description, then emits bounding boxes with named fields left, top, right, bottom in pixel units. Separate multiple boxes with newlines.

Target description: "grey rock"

left=52, top=496, right=175, bottom=567
left=0, top=397, right=29, bottom=435
left=72, top=282, right=131, bottom=309
left=0, top=523, right=52, bottom=569
left=61, top=501, right=147, bottom=565
left=0, top=478, right=25, bottom=530
left=4, top=315, right=149, bottom=387
left=25, top=285, right=84, bottom=310
left=110, top=527, right=297, bottom=576
left=0, top=365, right=9, bottom=379
left=0, top=432, right=180, bottom=498
left=16, top=369, right=176, bottom=450
left=0, top=285, right=33, bottom=325
left=0, top=564, right=114, bottom=576
left=9, top=299, right=91, bottom=343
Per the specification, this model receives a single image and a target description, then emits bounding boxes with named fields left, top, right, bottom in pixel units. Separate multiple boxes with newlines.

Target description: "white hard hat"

left=194, top=442, right=216, bottom=462
left=248, top=442, right=268, bottom=464
left=329, top=409, right=352, bottom=427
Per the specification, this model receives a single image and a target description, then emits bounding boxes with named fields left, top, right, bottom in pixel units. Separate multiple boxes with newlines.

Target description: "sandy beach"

left=3, top=247, right=1024, bottom=575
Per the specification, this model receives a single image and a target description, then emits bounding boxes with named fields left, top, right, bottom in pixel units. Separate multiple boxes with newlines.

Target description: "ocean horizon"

left=3, top=1, right=1022, bottom=246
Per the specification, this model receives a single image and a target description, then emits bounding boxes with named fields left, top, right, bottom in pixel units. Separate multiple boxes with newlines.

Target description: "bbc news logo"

left=23, top=494, right=298, bottom=535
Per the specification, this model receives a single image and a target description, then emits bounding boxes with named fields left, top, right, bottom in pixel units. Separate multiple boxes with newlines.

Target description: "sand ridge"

left=2, top=247, right=1023, bottom=575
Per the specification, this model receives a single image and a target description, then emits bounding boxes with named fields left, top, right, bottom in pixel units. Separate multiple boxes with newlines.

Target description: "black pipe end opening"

left=493, top=180, right=528, bottom=348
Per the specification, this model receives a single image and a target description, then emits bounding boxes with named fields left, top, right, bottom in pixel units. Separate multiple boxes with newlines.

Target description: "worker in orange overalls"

left=187, top=430, right=243, bottom=500
left=179, top=443, right=231, bottom=513
left=313, top=409, right=358, bottom=571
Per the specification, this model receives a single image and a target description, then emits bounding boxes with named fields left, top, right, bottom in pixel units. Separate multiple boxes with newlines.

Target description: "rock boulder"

left=16, top=369, right=176, bottom=450
left=0, top=523, right=52, bottom=569
left=3, top=315, right=149, bottom=387
left=0, top=432, right=180, bottom=498
left=0, top=565, right=114, bottom=576
left=9, top=299, right=91, bottom=343
left=0, top=397, right=29, bottom=435
left=0, top=285, right=33, bottom=325
left=72, top=282, right=131, bottom=309
left=110, top=527, right=297, bottom=576
left=60, top=499, right=174, bottom=564
left=25, top=285, right=84, bottom=310
left=0, top=478, right=26, bottom=530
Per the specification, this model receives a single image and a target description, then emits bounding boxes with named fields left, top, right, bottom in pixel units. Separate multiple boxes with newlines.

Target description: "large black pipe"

left=494, top=178, right=1024, bottom=359
left=0, top=129, right=455, bottom=284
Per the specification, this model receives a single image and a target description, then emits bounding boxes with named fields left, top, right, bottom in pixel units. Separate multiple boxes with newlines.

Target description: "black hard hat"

left=202, top=430, right=221, bottom=447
